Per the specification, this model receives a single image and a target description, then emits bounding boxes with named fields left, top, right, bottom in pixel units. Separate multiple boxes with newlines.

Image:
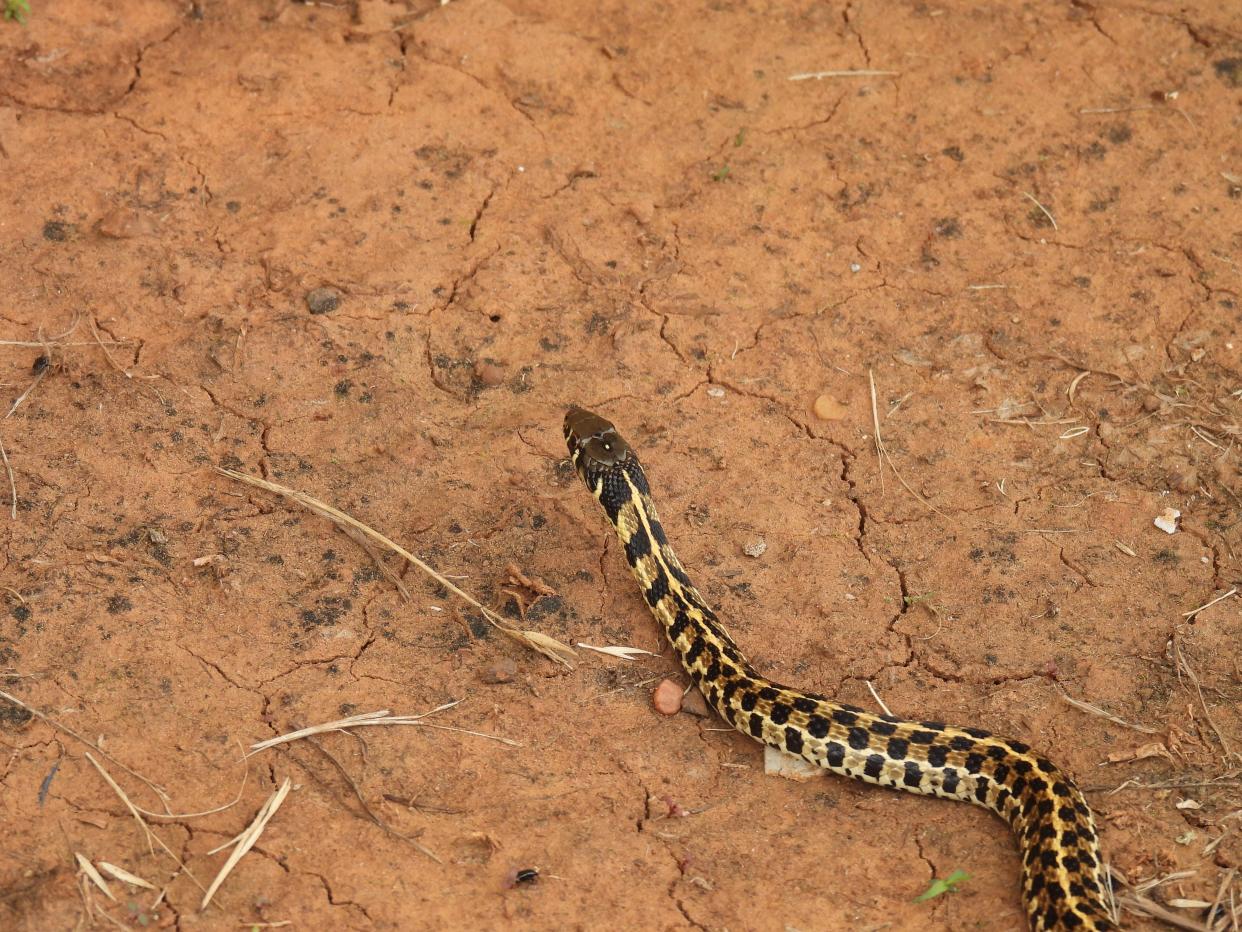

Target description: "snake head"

left=564, top=406, right=634, bottom=485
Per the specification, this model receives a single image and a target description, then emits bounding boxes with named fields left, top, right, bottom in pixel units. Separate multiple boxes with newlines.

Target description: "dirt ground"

left=1, top=0, right=1240, bottom=929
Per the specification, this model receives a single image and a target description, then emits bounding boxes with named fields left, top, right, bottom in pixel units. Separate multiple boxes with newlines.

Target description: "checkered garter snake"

left=564, top=407, right=1115, bottom=931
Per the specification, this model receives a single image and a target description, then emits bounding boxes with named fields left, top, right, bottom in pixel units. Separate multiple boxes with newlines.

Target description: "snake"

left=564, top=406, right=1116, bottom=931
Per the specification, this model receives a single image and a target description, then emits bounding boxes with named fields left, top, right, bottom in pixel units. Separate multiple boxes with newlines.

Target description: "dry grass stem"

left=75, top=853, right=117, bottom=901
left=0, top=689, right=171, bottom=807
left=215, top=468, right=576, bottom=667
left=340, top=525, right=412, bottom=601
left=134, top=767, right=248, bottom=821
left=247, top=703, right=520, bottom=756
left=0, top=433, right=15, bottom=519
left=865, top=681, right=893, bottom=716
left=1022, top=191, right=1059, bottom=231
left=85, top=752, right=205, bottom=891
left=5, top=366, right=48, bottom=419
left=303, top=736, right=440, bottom=863
left=89, top=317, right=133, bottom=378
left=1116, top=891, right=1218, bottom=931
left=788, top=69, right=899, bottom=80
left=1059, top=690, right=1160, bottom=734
left=1182, top=588, right=1237, bottom=619
left=201, top=777, right=291, bottom=911
left=869, top=368, right=950, bottom=518
left=1171, top=634, right=1238, bottom=763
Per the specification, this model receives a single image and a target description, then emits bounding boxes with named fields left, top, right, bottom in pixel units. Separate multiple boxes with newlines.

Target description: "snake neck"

left=589, top=456, right=1115, bottom=932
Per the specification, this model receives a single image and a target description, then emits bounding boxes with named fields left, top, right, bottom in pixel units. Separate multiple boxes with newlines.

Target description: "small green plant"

left=733, top=128, right=746, bottom=147
left=915, top=869, right=970, bottom=902
left=903, top=591, right=934, bottom=606
left=711, top=164, right=731, bottom=182
left=4, top=0, right=30, bottom=23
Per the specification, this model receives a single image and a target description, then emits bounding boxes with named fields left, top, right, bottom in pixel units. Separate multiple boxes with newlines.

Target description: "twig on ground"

left=247, top=704, right=519, bottom=756
left=1182, top=588, right=1237, bottom=620
left=215, top=468, right=576, bottom=667
left=1059, top=690, right=1160, bottom=734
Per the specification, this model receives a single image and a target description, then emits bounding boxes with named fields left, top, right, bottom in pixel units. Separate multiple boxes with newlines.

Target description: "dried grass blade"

left=75, top=853, right=117, bottom=901
left=84, top=753, right=205, bottom=892
left=1059, top=691, right=1161, bottom=734
left=215, top=469, right=575, bottom=667
left=98, top=862, right=157, bottom=890
left=201, top=778, right=292, bottom=911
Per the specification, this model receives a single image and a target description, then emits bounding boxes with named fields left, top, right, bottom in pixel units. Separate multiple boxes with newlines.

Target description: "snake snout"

left=564, top=405, right=611, bottom=441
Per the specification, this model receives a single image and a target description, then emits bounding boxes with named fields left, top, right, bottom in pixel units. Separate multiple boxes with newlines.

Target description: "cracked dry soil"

left=2, top=1, right=1241, bottom=930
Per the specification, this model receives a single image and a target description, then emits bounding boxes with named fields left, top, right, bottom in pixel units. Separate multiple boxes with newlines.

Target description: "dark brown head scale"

left=564, top=406, right=634, bottom=483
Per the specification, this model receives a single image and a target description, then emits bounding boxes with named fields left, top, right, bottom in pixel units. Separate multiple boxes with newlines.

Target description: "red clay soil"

left=2, top=1, right=1241, bottom=929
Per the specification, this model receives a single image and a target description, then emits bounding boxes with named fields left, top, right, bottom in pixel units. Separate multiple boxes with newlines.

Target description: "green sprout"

left=711, top=164, right=731, bottom=182
left=4, top=0, right=30, bottom=23
left=915, top=869, right=970, bottom=902
left=733, top=128, right=746, bottom=147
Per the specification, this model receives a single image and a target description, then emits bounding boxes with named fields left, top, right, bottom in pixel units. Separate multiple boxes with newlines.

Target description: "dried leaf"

left=1107, top=742, right=1172, bottom=764
left=75, top=853, right=117, bottom=901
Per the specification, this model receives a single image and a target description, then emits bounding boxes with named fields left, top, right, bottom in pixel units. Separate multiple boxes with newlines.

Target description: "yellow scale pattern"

left=565, top=406, right=1117, bottom=932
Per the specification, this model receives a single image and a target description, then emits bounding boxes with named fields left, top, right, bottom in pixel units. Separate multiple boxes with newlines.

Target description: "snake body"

left=564, top=406, right=1115, bottom=931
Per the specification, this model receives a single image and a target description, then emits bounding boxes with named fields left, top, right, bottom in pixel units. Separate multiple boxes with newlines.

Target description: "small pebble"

left=1153, top=508, right=1180, bottom=534
left=652, top=679, right=683, bottom=715
left=812, top=394, right=847, bottom=421
left=474, top=361, right=506, bottom=387
left=679, top=688, right=710, bottom=718
left=706, top=386, right=725, bottom=398
left=480, top=658, right=517, bottom=684
left=849, top=262, right=862, bottom=273
left=743, top=539, right=767, bottom=558
left=306, top=286, right=342, bottom=315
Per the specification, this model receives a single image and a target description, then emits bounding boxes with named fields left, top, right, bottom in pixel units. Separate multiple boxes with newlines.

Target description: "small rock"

left=474, top=361, right=506, bottom=387
left=679, top=688, right=711, bottom=718
left=1141, top=394, right=1163, bottom=412
left=652, top=679, right=683, bottom=715
left=706, top=386, right=725, bottom=398
left=812, top=394, right=847, bottom=421
left=480, top=658, right=517, bottom=684
left=306, top=286, right=342, bottom=314
left=742, top=539, right=767, bottom=558
left=1154, top=508, right=1181, bottom=534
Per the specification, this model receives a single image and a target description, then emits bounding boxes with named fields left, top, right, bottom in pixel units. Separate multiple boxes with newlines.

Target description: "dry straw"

left=215, top=468, right=576, bottom=667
